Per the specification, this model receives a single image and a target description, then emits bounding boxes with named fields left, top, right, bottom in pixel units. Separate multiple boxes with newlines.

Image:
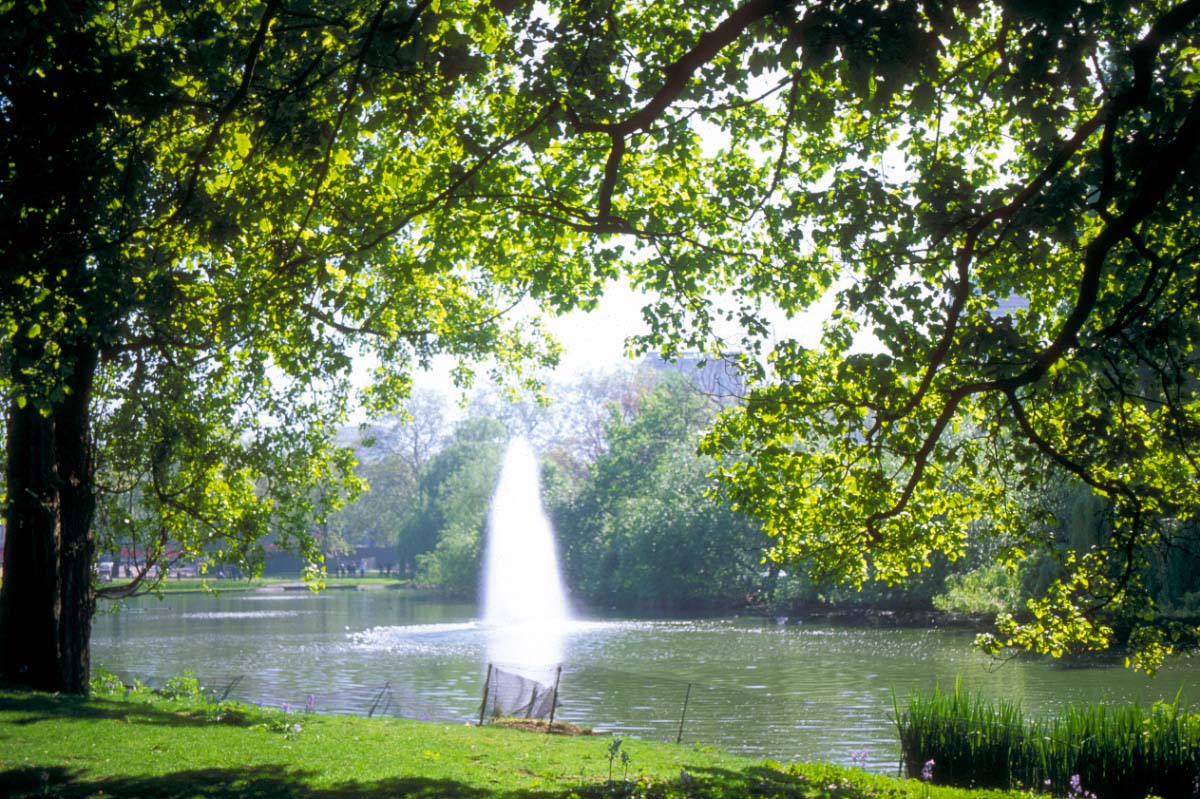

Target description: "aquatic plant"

left=894, top=679, right=1200, bottom=798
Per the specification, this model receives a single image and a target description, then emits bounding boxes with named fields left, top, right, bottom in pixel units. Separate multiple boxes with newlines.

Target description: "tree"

left=326, top=453, right=414, bottom=553
left=0, top=0, right=618, bottom=693
left=523, top=0, right=1200, bottom=669
left=554, top=373, right=768, bottom=610
left=405, top=416, right=506, bottom=593
left=326, top=390, right=450, bottom=559
left=360, top=391, right=449, bottom=477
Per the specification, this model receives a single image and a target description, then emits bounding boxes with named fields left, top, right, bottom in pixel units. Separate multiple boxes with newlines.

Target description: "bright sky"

left=403, top=276, right=838, bottom=403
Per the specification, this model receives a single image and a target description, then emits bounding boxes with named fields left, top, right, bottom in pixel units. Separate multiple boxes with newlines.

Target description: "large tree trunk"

left=0, top=398, right=62, bottom=691
left=0, top=344, right=98, bottom=694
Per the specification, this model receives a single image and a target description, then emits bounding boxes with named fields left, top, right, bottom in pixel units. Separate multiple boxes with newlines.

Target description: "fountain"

left=481, top=437, right=571, bottom=679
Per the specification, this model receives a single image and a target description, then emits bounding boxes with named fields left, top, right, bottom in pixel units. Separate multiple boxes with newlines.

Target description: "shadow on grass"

left=2, top=765, right=503, bottom=799
left=0, top=761, right=856, bottom=799
left=0, top=691, right=255, bottom=729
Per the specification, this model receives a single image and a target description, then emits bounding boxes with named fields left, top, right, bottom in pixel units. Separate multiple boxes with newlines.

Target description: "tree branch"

left=171, top=0, right=283, bottom=223
left=566, top=0, right=790, bottom=223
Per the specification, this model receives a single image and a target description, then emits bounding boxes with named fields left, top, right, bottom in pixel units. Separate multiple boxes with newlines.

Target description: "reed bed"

left=893, top=679, right=1200, bottom=798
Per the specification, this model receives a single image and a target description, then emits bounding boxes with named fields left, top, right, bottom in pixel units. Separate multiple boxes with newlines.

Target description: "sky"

left=404, top=276, right=838, bottom=403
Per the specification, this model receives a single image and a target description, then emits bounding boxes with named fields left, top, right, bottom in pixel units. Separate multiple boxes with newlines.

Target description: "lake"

left=91, top=588, right=1200, bottom=773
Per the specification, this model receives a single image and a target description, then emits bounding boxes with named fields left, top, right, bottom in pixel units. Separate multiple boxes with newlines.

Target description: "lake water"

left=91, top=588, right=1200, bottom=773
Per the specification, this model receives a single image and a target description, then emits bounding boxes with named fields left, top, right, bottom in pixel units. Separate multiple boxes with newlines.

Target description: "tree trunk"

left=0, top=398, right=62, bottom=691
left=0, top=344, right=98, bottom=694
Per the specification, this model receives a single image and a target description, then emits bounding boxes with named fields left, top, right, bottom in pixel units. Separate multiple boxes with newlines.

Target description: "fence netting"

left=107, top=668, right=467, bottom=724
left=481, top=665, right=559, bottom=720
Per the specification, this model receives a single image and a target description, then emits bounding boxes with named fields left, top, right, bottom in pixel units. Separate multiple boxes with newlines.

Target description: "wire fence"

left=99, top=663, right=1200, bottom=798
left=105, top=662, right=800, bottom=737
left=101, top=660, right=901, bottom=771
left=108, top=668, right=468, bottom=724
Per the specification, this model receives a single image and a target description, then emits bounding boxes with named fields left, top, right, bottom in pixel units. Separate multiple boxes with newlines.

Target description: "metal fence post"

left=547, top=666, right=562, bottom=734
left=526, top=686, right=538, bottom=719
left=217, top=675, right=244, bottom=703
left=478, top=664, right=493, bottom=726
left=367, top=681, right=390, bottom=718
left=676, top=682, right=692, bottom=744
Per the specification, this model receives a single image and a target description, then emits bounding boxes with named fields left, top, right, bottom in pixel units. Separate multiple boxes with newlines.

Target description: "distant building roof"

left=644, top=352, right=746, bottom=404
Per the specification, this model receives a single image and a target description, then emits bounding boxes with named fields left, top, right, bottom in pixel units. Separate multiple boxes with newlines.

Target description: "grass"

left=98, top=575, right=416, bottom=595
left=0, top=684, right=1034, bottom=799
left=894, top=679, right=1200, bottom=798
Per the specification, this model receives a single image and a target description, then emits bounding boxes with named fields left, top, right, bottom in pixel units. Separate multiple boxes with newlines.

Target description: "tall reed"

left=894, top=679, right=1200, bottom=798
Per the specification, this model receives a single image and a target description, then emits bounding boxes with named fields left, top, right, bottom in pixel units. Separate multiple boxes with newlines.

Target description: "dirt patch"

left=489, top=718, right=595, bottom=736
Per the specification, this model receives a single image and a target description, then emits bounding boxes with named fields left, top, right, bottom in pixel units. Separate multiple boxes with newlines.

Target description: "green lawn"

left=0, top=686, right=1037, bottom=799
left=97, top=575, right=416, bottom=595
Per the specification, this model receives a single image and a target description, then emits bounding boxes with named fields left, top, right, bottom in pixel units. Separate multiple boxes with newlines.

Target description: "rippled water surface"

left=92, top=590, right=1200, bottom=772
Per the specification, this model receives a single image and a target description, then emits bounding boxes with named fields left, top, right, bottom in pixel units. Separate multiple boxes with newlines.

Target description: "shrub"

left=160, top=671, right=204, bottom=701
left=932, top=564, right=1023, bottom=615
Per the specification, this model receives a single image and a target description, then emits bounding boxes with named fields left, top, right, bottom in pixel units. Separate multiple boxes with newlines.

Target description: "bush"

left=933, top=564, right=1023, bottom=615
left=160, top=671, right=204, bottom=701
left=89, top=667, right=125, bottom=696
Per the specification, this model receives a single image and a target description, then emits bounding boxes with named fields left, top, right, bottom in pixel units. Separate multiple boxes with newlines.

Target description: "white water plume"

left=481, top=437, right=570, bottom=677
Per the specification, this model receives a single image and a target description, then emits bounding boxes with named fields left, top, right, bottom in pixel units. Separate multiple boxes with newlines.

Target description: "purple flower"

left=921, top=759, right=935, bottom=782
left=281, top=702, right=290, bottom=714
left=1067, top=774, right=1097, bottom=799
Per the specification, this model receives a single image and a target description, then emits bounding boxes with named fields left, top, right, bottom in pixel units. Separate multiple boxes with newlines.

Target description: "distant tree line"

left=329, top=367, right=1200, bottom=631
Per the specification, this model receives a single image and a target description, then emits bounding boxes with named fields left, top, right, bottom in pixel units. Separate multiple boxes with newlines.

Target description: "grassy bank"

left=99, top=575, right=415, bottom=595
left=0, top=686, right=1032, bottom=799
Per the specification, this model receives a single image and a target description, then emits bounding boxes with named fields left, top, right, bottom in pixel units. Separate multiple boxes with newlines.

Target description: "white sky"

left=403, top=276, right=837, bottom=402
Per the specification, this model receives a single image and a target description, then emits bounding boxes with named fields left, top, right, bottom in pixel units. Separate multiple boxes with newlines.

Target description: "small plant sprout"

left=606, top=738, right=622, bottom=782
left=621, top=748, right=631, bottom=781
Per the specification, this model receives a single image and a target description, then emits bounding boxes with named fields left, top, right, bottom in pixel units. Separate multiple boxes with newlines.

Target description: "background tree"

left=326, top=390, right=450, bottom=559
left=553, top=373, right=768, bottom=611
left=406, top=416, right=506, bottom=593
